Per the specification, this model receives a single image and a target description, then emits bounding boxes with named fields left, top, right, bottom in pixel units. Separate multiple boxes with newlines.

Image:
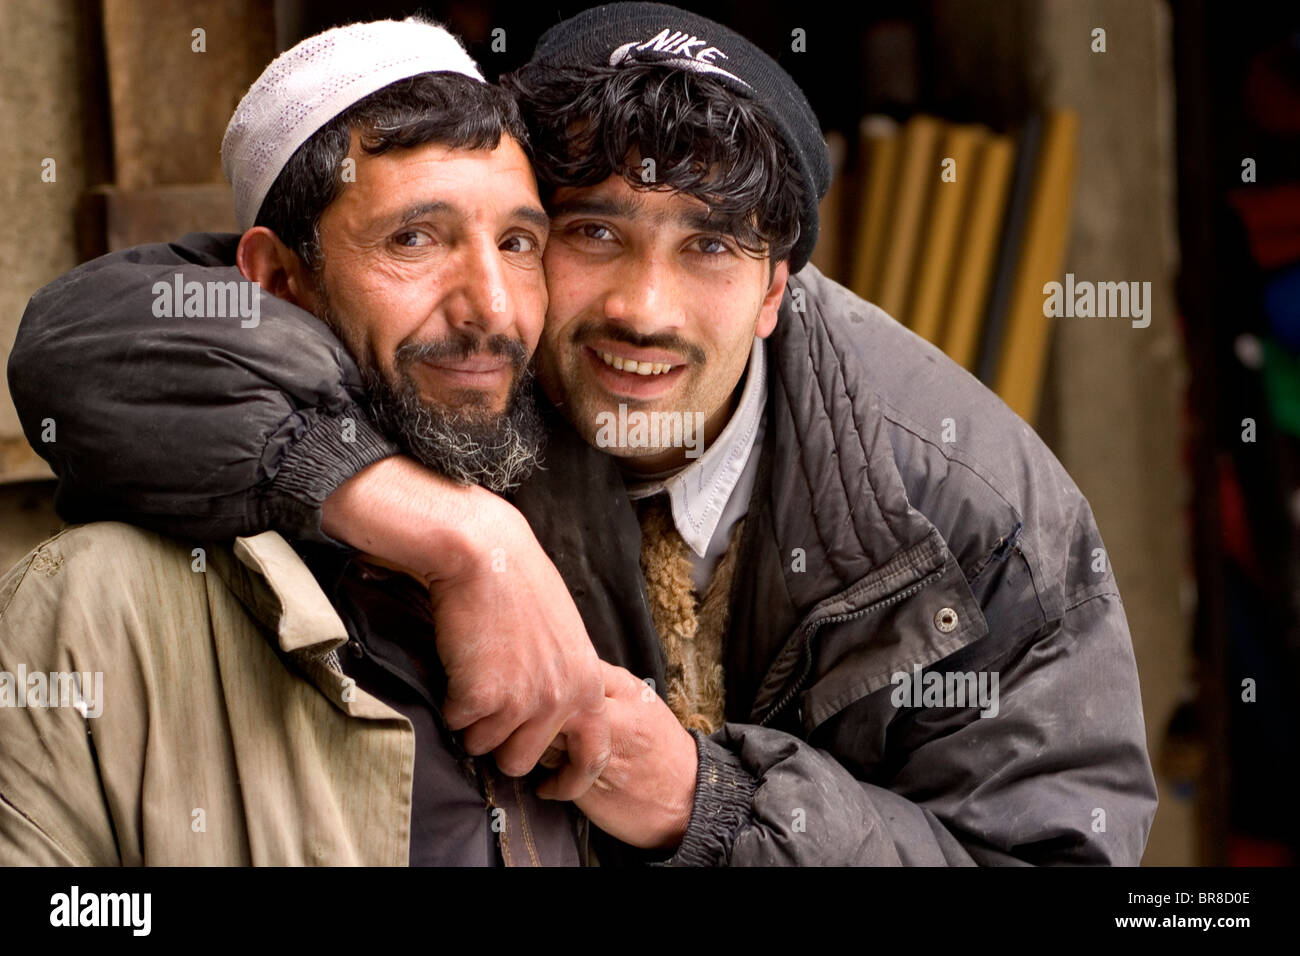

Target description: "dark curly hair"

left=500, top=60, right=805, bottom=268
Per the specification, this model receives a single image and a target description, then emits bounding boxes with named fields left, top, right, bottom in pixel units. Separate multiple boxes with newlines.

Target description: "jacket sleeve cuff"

left=655, top=727, right=759, bottom=867
left=266, top=408, right=400, bottom=544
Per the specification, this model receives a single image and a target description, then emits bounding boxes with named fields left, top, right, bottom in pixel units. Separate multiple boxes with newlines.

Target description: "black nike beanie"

left=528, top=2, right=832, bottom=273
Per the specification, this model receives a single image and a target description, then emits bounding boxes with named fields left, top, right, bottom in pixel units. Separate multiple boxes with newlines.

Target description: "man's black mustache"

left=571, top=321, right=706, bottom=365
left=394, top=331, right=529, bottom=370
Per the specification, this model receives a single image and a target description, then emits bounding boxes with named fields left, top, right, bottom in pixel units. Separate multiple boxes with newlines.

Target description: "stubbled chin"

left=416, top=385, right=509, bottom=418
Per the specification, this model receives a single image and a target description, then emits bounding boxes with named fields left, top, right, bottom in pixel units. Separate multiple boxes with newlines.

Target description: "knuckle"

left=498, top=756, right=529, bottom=777
left=507, top=684, right=540, bottom=718
left=440, top=703, right=470, bottom=730
left=584, top=747, right=613, bottom=778
left=459, top=683, right=499, bottom=717
left=506, top=694, right=534, bottom=719
left=539, top=679, right=566, bottom=711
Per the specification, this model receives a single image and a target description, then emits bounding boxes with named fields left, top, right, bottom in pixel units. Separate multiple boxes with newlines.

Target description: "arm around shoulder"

left=7, top=234, right=399, bottom=543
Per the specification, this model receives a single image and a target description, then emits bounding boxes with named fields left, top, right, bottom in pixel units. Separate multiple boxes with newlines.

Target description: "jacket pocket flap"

left=802, top=554, right=989, bottom=731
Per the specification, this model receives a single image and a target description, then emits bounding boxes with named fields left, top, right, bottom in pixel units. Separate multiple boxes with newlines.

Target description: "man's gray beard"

left=312, top=279, right=544, bottom=493
left=360, top=361, right=545, bottom=494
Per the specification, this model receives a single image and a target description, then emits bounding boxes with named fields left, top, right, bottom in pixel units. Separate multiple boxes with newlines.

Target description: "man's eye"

left=696, top=236, right=731, bottom=255
left=393, top=230, right=433, bottom=248
left=501, top=234, right=539, bottom=253
left=578, top=223, right=615, bottom=242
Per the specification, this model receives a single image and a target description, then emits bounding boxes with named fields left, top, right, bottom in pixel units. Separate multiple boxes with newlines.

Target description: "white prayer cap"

left=221, top=17, right=485, bottom=231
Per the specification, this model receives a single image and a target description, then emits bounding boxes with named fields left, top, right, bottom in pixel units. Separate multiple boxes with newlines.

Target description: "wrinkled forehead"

left=321, top=137, right=548, bottom=236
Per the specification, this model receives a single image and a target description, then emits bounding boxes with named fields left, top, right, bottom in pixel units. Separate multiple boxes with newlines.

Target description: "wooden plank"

left=79, top=184, right=238, bottom=258
left=102, top=0, right=274, bottom=188
left=0, top=435, right=53, bottom=485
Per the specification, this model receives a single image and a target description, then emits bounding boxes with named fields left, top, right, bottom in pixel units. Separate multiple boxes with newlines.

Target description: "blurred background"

left=1, top=0, right=1297, bottom=866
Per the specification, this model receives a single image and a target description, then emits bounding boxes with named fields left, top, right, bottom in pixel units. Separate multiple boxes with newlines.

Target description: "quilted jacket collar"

left=733, top=270, right=991, bottom=727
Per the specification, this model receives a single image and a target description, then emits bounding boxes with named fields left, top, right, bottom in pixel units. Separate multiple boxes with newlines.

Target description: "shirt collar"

left=625, top=337, right=766, bottom=556
left=224, top=531, right=350, bottom=657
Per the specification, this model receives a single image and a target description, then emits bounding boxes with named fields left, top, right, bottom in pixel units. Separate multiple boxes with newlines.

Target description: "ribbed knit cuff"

left=267, top=408, right=400, bottom=544
left=655, top=728, right=759, bottom=867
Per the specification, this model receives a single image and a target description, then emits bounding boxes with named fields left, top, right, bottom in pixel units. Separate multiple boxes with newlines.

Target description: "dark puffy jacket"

left=9, top=234, right=1158, bottom=865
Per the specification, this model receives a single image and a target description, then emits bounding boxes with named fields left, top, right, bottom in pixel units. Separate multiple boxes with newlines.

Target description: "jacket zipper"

left=757, top=566, right=947, bottom=727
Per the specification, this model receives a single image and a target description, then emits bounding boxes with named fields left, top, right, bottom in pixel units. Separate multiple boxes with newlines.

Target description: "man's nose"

left=444, top=237, right=515, bottom=337
left=602, top=251, right=686, bottom=335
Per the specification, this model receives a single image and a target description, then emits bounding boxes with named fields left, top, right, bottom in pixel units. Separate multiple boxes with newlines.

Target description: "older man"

left=10, top=4, right=1157, bottom=865
left=0, top=18, right=625, bottom=866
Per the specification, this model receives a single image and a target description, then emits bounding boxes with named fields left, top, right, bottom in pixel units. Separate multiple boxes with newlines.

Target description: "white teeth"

left=598, top=351, right=675, bottom=375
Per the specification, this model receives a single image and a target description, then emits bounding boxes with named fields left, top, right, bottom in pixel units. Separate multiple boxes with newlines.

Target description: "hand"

left=539, top=662, right=698, bottom=850
left=427, top=494, right=613, bottom=800
left=323, top=457, right=611, bottom=799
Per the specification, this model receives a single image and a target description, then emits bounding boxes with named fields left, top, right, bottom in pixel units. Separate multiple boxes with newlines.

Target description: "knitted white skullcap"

left=221, top=17, right=485, bottom=231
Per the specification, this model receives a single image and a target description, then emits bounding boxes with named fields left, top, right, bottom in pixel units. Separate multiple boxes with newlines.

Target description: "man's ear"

left=236, top=227, right=318, bottom=310
left=756, top=259, right=790, bottom=339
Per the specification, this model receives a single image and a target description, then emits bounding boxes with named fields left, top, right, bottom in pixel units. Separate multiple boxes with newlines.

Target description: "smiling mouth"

left=421, top=358, right=511, bottom=375
left=412, top=358, right=515, bottom=398
left=595, top=350, right=678, bottom=376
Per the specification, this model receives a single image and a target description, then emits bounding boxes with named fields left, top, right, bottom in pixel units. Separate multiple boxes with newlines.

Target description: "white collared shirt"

left=624, top=337, right=766, bottom=592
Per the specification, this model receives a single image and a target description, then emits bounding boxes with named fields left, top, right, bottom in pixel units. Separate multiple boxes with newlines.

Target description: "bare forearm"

left=321, top=455, right=515, bottom=585
left=321, top=455, right=610, bottom=792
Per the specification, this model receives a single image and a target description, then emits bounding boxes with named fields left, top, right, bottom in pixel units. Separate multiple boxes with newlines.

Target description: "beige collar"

left=223, top=531, right=350, bottom=657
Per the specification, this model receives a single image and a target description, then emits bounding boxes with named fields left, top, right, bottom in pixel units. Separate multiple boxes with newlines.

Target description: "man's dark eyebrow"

left=511, top=206, right=551, bottom=232
left=550, top=194, right=729, bottom=235
left=369, top=200, right=456, bottom=232
left=680, top=208, right=727, bottom=233
left=548, top=195, right=640, bottom=221
left=370, top=201, right=549, bottom=234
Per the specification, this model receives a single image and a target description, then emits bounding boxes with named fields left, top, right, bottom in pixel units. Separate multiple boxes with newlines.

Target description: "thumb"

left=600, top=660, right=655, bottom=701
